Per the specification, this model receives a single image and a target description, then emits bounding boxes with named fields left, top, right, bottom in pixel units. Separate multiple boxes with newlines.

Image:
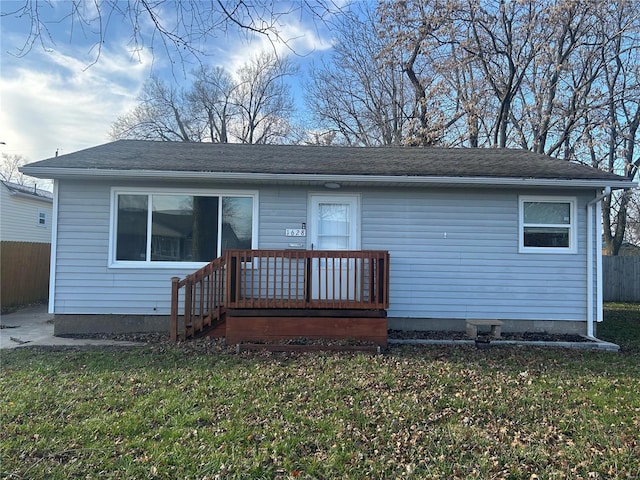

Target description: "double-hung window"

left=519, top=196, right=577, bottom=253
left=111, top=189, right=257, bottom=266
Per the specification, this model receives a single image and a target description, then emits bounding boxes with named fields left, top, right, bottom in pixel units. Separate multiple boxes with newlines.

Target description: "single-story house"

left=0, top=180, right=53, bottom=309
left=20, top=140, right=636, bottom=340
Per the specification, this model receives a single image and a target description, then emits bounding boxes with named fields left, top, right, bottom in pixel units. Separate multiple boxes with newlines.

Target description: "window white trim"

left=109, top=187, right=259, bottom=268
left=519, top=196, right=577, bottom=254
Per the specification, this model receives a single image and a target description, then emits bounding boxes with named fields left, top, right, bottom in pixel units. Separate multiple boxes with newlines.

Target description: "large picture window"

left=519, top=196, right=576, bottom=253
left=112, top=189, right=256, bottom=265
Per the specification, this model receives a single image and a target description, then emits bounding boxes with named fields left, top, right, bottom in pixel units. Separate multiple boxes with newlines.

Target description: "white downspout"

left=586, top=187, right=611, bottom=338
left=48, top=179, right=59, bottom=314
left=596, top=200, right=604, bottom=324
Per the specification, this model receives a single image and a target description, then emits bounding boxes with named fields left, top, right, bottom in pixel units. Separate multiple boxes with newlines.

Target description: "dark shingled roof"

left=23, top=139, right=629, bottom=183
left=1, top=180, right=53, bottom=200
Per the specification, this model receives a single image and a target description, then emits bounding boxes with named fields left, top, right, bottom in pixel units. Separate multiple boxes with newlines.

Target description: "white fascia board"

left=19, top=167, right=637, bottom=189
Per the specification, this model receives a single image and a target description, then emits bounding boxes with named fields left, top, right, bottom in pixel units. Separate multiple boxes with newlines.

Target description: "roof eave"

left=2, top=182, right=54, bottom=202
left=19, top=167, right=637, bottom=190
left=9, top=191, right=54, bottom=203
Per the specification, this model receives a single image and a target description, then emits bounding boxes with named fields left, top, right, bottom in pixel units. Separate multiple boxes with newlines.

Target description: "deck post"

left=228, top=253, right=238, bottom=304
left=305, top=256, right=312, bottom=304
left=377, top=256, right=386, bottom=305
left=184, top=276, right=193, bottom=338
left=170, top=277, right=179, bottom=341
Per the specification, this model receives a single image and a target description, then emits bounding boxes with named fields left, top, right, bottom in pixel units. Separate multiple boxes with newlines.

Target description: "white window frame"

left=519, top=195, right=577, bottom=254
left=37, top=209, right=47, bottom=227
left=109, top=187, right=259, bottom=269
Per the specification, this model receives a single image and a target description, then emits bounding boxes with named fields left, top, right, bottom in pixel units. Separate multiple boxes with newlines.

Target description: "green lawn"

left=1, top=304, right=639, bottom=479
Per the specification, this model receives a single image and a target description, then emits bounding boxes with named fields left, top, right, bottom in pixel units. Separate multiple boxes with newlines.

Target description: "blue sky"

left=0, top=1, right=337, bottom=162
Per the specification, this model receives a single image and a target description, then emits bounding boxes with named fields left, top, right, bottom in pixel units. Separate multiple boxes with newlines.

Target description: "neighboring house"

left=0, top=180, right=53, bottom=309
left=0, top=181, right=53, bottom=243
left=21, top=140, right=636, bottom=338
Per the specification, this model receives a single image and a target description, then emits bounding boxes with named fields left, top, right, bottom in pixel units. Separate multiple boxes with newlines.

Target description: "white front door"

left=308, top=194, right=360, bottom=300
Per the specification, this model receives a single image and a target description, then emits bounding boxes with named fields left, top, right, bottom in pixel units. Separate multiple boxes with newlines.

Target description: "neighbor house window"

left=112, top=189, right=256, bottom=266
left=37, top=209, right=47, bottom=227
left=519, top=196, right=576, bottom=253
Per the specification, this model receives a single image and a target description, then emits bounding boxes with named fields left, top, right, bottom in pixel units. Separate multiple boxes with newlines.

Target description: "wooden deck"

left=171, top=249, right=390, bottom=346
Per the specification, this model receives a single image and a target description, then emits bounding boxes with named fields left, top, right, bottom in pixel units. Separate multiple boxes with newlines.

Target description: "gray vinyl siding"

left=52, top=180, right=590, bottom=322
left=55, top=181, right=155, bottom=314
left=361, top=188, right=589, bottom=322
left=258, top=187, right=308, bottom=248
left=53, top=180, right=254, bottom=315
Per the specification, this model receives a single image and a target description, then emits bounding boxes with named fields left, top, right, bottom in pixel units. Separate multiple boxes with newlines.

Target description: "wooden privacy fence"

left=603, top=256, right=640, bottom=302
left=1, top=241, right=50, bottom=310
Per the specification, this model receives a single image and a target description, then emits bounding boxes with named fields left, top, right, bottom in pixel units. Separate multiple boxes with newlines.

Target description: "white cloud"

left=0, top=2, right=337, bottom=163
left=222, top=17, right=334, bottom=74
left=0, top=44, right=152, bottom=161
left=283, top=20, right=336, bottom=53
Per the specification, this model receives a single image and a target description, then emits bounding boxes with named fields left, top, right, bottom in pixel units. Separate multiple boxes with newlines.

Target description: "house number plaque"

left=285, top=228, right=306, bottom=237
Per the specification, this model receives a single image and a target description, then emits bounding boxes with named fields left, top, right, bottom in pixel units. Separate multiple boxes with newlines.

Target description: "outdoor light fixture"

left=323, top=182, right=341, bottom=189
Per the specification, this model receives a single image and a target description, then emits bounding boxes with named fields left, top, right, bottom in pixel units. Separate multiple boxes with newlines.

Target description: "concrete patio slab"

left=1, top=305, right=140, bottom=350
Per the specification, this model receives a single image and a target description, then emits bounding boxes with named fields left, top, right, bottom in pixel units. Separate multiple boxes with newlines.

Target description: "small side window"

left=519, top=196, right=576, bottom=253
left=37, top=209, right=47, bottom=227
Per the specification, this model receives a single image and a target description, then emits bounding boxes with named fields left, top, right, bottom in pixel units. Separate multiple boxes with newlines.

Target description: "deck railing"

left=170, top=255, right=226, bottom=341
left=171, top=249, right=390, bottom=340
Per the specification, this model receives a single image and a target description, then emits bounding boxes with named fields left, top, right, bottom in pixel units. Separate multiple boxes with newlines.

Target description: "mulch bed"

left=61, top=329, right=593, bottom=356
left=388, top=329, right=589, bottom=343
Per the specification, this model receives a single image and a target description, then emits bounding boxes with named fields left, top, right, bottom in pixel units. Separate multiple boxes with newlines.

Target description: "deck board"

left=172, top=249, right=389, bottom=342
left=225, top=309, right=387, bottom=347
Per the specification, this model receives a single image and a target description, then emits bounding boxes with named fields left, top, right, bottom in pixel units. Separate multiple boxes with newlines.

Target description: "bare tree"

left=307, top=4, right=411, bottom=146
left=510, top=1, right=601, bottom=157
left=378, top=0, right=464, bottom=146
left=304, top=130, right=338, bottom=146
left=434, top=6, right=494, bottom=148
left=595, top=3, right=640, bottom=255
left=0, top=153, right=30, bottom=185
left=2, top=1, right=346, bottom=67
left=232, top=52, right=297, bottom=144
left=110, top=76, right=196, bottom=141
left=626, top=192, right=640, bottom=248
left=111, top=53, right=298, bottom=145
left=462, top=0, right=548, bottom=148
left=188, top=66, right=237, bottom=143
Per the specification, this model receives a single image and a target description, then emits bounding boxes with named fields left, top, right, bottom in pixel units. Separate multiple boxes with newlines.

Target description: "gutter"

left=586, top=187, right=611, bottom=338
left=7, top=190, right=53, bottom=203
left=18, top=167, right=636, bottom=189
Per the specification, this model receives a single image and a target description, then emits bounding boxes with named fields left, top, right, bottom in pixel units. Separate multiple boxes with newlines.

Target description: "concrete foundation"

left=54, top=314, right=591, bottom=337
left=54, top=314, right=170, bottom=336
left=387, top=317, right=589, bottom=336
